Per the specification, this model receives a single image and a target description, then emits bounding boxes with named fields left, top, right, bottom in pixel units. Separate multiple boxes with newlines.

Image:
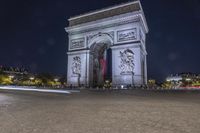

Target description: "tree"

left=0, top=74, right=13, bottom=85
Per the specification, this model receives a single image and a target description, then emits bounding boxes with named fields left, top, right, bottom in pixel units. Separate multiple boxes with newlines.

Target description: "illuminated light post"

left=54, top=78, right=59, bottom=82
left=30, top=77, right=35, bottom=80
left=186, top=78, right=191, bottom=81
left=121, top=85, right=124, bottom=89
left=28, top=76, right=35, bottom=86
left=9, top=75, right=14, bottom=79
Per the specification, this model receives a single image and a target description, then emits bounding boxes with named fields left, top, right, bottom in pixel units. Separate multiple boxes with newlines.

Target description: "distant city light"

left=30, top=77, right=35, bottom=80
left=54, top=78, right=59, bottom=82
left=9, top=75, right=14, bottom=79
left=186, top=78, right=191, bottom=81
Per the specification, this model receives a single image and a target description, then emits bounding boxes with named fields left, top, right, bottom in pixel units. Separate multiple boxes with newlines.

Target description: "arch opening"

left=89, top=39, right=112, bottom=87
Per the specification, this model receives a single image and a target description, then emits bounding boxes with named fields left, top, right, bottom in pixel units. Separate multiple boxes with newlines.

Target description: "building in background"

left=164, top=73, right=200, bottom=89
left=0, top=66, right=66, bottom=87
left=0, top=66, right=29, bottom=75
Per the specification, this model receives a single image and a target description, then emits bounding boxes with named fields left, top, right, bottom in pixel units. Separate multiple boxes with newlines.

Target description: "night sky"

left=0, top=0, right=200, bottom=81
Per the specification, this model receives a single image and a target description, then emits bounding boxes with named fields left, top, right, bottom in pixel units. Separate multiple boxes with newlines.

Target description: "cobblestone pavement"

left=0, top=90, right=200, bottom=133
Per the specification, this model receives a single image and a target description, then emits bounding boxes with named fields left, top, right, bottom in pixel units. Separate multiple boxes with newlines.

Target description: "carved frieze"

left=72, top=56, right=81, bottom=76
left=87, top=31, right=114, bottom=44
left=117, top=28, right=137, bottom=42
left=119, top=49, right=135, bottom=74
left=70, top=38, right=85, bottom=50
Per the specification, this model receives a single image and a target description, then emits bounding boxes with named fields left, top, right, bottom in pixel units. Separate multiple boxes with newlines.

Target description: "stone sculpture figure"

left=119, top=49, right=135, bottom=74
left=72, top=56, right=81, bottom=75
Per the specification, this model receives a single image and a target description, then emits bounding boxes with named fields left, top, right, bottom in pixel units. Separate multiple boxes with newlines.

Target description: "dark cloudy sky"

left=0, top=0, right=200, bottom=81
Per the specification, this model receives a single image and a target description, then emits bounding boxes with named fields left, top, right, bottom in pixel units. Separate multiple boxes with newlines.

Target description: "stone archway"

left=66, top=1, right=149, bottom=87
left=88, top=34, right=113, bottom=87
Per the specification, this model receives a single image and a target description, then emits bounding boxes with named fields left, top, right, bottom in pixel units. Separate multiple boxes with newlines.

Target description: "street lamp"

left=54, top=78, right=59, bottom=82
left=30, top=77, right=34, bottom=80
left=186, top=78, right=191, bottom=81
left=9, top=75, right=14, bottom=79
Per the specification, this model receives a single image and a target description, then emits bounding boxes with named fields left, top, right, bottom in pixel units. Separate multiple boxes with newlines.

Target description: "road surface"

left=0, top=90, right=200, bottom=133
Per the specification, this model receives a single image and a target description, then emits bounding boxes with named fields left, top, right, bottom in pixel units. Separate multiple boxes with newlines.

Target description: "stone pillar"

left=111, top=43, right=144, bottom=87
left=67, top=50, right=90, bottom=87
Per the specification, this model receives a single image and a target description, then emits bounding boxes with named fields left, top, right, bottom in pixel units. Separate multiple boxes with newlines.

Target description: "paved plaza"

left=0, top=90, right=200, bottom=133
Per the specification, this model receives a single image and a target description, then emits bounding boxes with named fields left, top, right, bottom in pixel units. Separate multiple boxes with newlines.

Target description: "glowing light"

left=9, top=75, right=14, bottom=79
left=186, top=78, right=191, bottom=81
left=54, top=78, right=59, bottom=82
left=29, top=77, right=35, bottom=80
left=0, top=86, right=72, bottom=94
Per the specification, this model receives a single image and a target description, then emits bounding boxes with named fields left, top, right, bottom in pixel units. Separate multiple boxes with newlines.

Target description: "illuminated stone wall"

left=65, top=1, right=148, bottom=87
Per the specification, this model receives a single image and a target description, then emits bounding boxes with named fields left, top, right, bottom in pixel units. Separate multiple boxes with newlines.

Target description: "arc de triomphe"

left=65, top=0, right=149, bottom=87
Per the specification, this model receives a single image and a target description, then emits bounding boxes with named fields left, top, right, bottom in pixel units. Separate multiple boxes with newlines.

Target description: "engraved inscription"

left=117, top=28, right=137, bottom=42
left=70, top=38, right=85, bottom=49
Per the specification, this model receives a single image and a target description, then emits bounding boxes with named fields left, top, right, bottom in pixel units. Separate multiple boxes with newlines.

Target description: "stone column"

left=67, top=50, right=90, bottom=87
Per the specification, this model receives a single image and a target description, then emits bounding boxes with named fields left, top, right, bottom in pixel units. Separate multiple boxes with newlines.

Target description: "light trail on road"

left=0, top=86, right=74, bottom=94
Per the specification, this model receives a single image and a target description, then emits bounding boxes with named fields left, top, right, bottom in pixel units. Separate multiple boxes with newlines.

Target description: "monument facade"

left=65, top=0, right=149, bottom=87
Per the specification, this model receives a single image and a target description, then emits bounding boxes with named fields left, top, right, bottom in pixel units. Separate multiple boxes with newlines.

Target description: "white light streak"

left=0, top=86, right=73, bottom=94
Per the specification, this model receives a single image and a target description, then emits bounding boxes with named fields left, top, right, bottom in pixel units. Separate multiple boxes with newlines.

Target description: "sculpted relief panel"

left=70, top=38, right=85, bottom=50
left=87, top=32, right=114, bottom=44
left=72, top=56, right=81, bottom=76
left=119, top=49, right=135, bottom=75
left=117, top=28, right=137, bottom=42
